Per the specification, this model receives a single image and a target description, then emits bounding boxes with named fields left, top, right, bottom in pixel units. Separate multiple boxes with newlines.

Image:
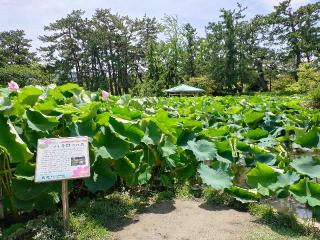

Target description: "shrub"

left=271, top=63, right=320, bottom=94
left=297, top=63, right=320, bottom=93
left=310, top=86, right=320, bottom=108
left=270, top=74, right=295, bottom=93
left=186, top=76, right=216, bottom=95
left=0, top=64, right=49, bottom=87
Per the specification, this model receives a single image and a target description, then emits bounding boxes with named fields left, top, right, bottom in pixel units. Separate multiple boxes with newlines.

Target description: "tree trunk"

left=256, top=59, right=268, bottom=91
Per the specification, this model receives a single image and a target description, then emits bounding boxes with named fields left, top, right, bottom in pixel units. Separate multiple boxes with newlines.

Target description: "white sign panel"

left=35, top=137, right=90, bottom=183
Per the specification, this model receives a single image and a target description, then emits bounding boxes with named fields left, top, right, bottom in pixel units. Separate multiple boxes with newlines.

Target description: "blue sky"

left=0, top=0, right=315, bottom=51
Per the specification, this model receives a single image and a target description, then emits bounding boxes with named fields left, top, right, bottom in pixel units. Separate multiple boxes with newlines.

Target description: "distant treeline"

left=0, top=0, right=319, bottom=95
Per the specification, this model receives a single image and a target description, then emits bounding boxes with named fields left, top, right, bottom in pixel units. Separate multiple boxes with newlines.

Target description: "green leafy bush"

left=0, top=64, right=48, bottom=87
left=310, top=86, right=320, bottom=108
left=271, top=74, right=295, bottom=93
left=296, top=63, right=320, bottom=93
left=271, top=63, right=320, bottom=94
left=186, top=76, right=216, bottom=95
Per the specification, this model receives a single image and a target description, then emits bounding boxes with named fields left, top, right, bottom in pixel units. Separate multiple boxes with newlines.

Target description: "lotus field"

left=0, top=83, right=320, bottom=218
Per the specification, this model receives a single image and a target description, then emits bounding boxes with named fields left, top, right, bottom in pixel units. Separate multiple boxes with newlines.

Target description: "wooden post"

left=61, top=180, right=69, bottom=231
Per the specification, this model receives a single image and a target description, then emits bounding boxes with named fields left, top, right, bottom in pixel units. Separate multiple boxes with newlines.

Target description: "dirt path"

left=113, top=199, right=255, bottom=240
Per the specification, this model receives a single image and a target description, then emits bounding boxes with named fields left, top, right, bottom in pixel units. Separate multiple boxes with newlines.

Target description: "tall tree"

left=40, top=10, right=87, bottom=86
left=162, top=15, right=185, bottom=87
left=0, top=30, right=36, bottom=66
left=266, top=0, right=320, bottom=80
left=0, top=30, right=47, bottom=86
left=183, top=23, right=197, bottom=79
left=206, top=4, right=253, bottom=93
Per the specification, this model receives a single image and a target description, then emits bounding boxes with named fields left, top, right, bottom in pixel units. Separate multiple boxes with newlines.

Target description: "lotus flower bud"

left=7, top=80, right=19, bottom=92
left=101, top=90, right=109, bottom=101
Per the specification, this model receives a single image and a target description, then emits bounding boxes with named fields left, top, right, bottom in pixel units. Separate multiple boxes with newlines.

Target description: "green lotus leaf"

left=225, top=186, right=260, bottom=203
left=54, top=104, right=80, bottom=115
left=15, top=86, right=43, bottom=106
left=182, top=119, right=203, bottom=129
left=109, top=117, right=144, bottom=145
left=295, top=128, right=320, bottom=148
left=85, top=158, right=116, bottom=193
left=96, top=112, right=111, bottom=126
left=54, top=83, right=83, bottom=99
left=243, top=110, right=265, bottom=127
left=236, top=141, right=251, bottom=152
left=141, top=120, right=162, bottom=146
left=0, top=114, right=33, bottom=163
left=58, top=83, right=83, bottom=92
left=187, top=139, right=217, bottom=161
left=276, top=189, right=290, bottom=198
left=8, top=86, right=44, bottom=117
left=15, top=162, right=36, bottom=181
left=73, top=101, right=101, bottom=122
left=176, top=129, right=196, bottom=148
left=215, top=141, right=233, bottom=161
left=112, top=106, right=141, bottom=120
left=289, top=179, right=320, bottom=207
left=198, top=162, right=233, bottom=190
left=291, top=155, right=320, bottom=178
left=12, top=179, right=54, bottom=201
left=33, top=98, right=58, bottom=114
left=254, top=153, right=276, bottom=165
left=0, top=90, right=11, bottom=112
left=8, top=192, right=59, bottom=212
left=178, top=165, right=196, bottom=181
left=201, top=126, right=229, bottom=138
left=160, top=138, right=177, bottom=157
left=269, top=171, right=300, bottom=191
left=245, top=128, right=269, bottom=140
left=69, top=120, right=97, bottom=139
left=31, top=192, right=60, bottom=211
left=93, top=127, right=130, bottom=160
left=137, top=164, right=152, bottom=185
left=154, top=110, right=179, bottom=134
left=126, top=150, right=143, bottom=167
left=247, top=162, right=279, bottom=195
left=24, top=109, right=59, bottom=132
left=115, top=157, right=136, bottom=177
left=226, top=105, right=242, bottom=114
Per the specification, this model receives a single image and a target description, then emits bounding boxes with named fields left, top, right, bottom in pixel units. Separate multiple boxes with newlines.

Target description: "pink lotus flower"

left=7, top=80, right=19, bottom=92
left=72, top=166, right=90, bottom=178
left=101, top=90, right=109, bottom=101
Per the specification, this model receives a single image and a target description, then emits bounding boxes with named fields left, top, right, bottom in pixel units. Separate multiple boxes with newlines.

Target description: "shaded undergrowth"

left=2, top=185, right=320, bottom=240
left=248, top=203, right=320, bottom=239
left=2, top=192, right=148, bottom=240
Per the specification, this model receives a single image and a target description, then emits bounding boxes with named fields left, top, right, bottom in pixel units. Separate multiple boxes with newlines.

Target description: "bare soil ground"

left=113, top=199, right=255, bottom=240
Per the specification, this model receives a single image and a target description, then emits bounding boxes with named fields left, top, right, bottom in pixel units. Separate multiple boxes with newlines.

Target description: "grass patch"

left=247, top=225, right=317, bottom=240
left=2, top=192, right=147, bottom=240
left=248, top=203, right=320, bottom=240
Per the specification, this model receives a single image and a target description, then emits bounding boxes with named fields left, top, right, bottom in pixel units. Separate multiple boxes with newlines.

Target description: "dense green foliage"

left=0, top=83, right=319, bottom=220
left=1, top=0, right=319, bottom=95
left=0, top=30, right=48, bottom=87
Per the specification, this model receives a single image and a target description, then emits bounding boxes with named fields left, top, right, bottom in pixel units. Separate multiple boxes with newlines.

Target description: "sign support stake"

left=62, top=180, right=69, bottom=231
left=35, top=137, right=90, bottom=231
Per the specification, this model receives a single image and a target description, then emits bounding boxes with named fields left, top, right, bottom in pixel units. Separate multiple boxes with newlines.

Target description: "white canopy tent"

left=163, top=84, right=205, bottom=96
